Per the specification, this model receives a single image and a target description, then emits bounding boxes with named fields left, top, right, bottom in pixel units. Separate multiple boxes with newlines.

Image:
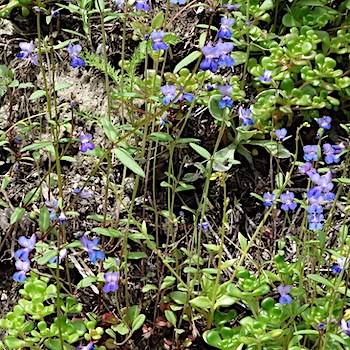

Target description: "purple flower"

left=238, top=106, right=254, bottom=126
left=161, top=85, right=177, bottom=105
left=323, top=143, right=341, bottom=164
left=218, top=17, right=234, bottom=39
left=67, top=44, right=85, bottom=68
left=263, top=192, right=275, bottom=207
left=17, top=41, right=35, bottom=59
left=159, top=113, right=170, bottom=128
left=200, top=42, right=219, bottom=73
left=299, top=162, right=314, bottom=176
left=341, top=319, right=350, bottom=336
left=259, top=69, right=273, bottom=83
left=307, top=213, right=324, bottom=230
left=198, top=221, right=210, bottom=232
left=13, top=260, right=30, bottom=283
left=179, top=88, right=194, bottom=103
left=318, top=323, right=325, bottom=330
left=307, top=203, right=323, bottom=214
left=216, top=39, right=235, bottom=67
left=58, top=211, right=67, bottom=224
left=303, top=145, right=318, bottom=162
left=317, top=116, right=332, bottom=130
left=17, top=41, right=40, bottom=66
left=170, top=0, right=186, bottom=4
left=135, top=0, right=150, bottom=11
left=309, top=171, right=333, bottom=193
left=51, top=9, right=60, bottom=17
left=225, top=4, right=242, bottom=10
left=112, top=0, right=124, bottom=8
left=77, top=344, right=95, bottom=350
left=73, top=188, right=94, bottom=199
left=275, top=128, right=287, bottom=141
left=49, top=249, right=68, bottom=264
left=80, top=236, right=105, bottom=263
left=79, top=132, right=95, bottom=152
left=280, top=191, right=297, bottom=211
left=103, top=272, right=120, bottom=293
left=218, top=84, right=233, bottom=109
left=277, top=285, right=293, bottom=304
left=150, top=31, right=168, bottom=51
left=14, top=234, right=37, bottom=261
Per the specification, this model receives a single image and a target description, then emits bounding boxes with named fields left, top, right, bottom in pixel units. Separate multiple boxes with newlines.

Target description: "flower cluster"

left=17, top=41, right=39, bottom=66
left=13, top=234, right=36, bottom=283
left=80, top=236, right=105, bottom=263
left=200, top=37, right=235, bottom=73
left=160, top=85, right=193, bottom=105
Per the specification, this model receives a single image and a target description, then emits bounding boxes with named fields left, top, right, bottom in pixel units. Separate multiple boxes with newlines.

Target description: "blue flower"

left=277, top=285, right=293, bottom=304
left=51, top=9, right=60, bottom=17
left=216, top=39, right=235, bottom=67
left=112, top=0, right=124, bottom=8
left=159, top=113, right=170, bottom=129
left=316, top=116, right=332, bottom=130
left=259, top=69, right=273, bottom=83
left=309, top=171, right=333, bottom=193
left=225, top=4, right=242, bottom=10
left=238, top=106, right=253, bottom=126
left=318, top=323, right=325, bottom=330
left=135, top=0, right=150, bottom=11
left=218, top=17, right=234, bottom=39
left=67, top=44, right=85, bottom=68
left=14, top=234, right=36, bottom=261
left=103, top=272, right=120, bottom=293
left=13, top=260, right=30, bottom=283
left=77, top=344, right=95, bottom=350
left=49, top=249, right=68, bottom=264
left=275, top=128, right=287, bottom=141
left=73, top=188, right=94, bottom=199
left=80, top=236, right=105, bottom=263
left=200, top=42, right=219, bottom=73
left=58, top=211, right=67, bottom=224
left=79, top=132, right=95, bottom=152
left=340, top=319, right=350, bottom=336
left=161, top=85, right=177, bottom=105
left=307, top=213, right=324, bottom=230
left=303, top=145, right=318, bottom=162
left=280, top=191, right=297, bottom=211
left=170, top=0, right=186, bottom=4
left=17, top=41, right=40, bottom=66
left=323, top=143, right=341, bottom=164
left=263, top=192, right=275, bottom=207
left=198, top=221, right=210, bottom=232
left=150, top=31, right=168, bottom=51
left=218, top=84, right=233, bottom=109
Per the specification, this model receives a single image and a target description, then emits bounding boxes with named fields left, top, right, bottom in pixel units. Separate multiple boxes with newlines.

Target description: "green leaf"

left=209, top=95, right=225, bottom=121
left=231, top=51, right=247, bottom=65
left=214, top=295, right=237, bottom=309
left=173, top=51, right=202, bottom=73
left=203, top=330, right=222, bottom=348
left=29, top=90, right=46, bottom=100
left=54, top=82, right=72, bottom=91
left=260, top=0, right=275, bottom=10
left=142, top=284, right=158, bottom=292
left=190, top=142, right=211, bottom=160
left=114, top=148, right=145, bottom=178
left=282, top=13, right=301, bottom=27
left=293, top=330, right=319, bottom=335
left=92, top=227, right=123, bottom=238
left=77, top=276, right=97, bottom=288
left=238, top=232, right=247, bottom=251
left=10, top=207, right=25, bottom=225
left=149, top=132, right=174, bottom=142
left=203, top=244, right=220, bottom=252
left=23, top=188, right=41, bottom=206
left=333, top=178, right=350, bottom=184
left=307, top=274, right=334, bottom=288
left=101, top=117, right=118, bottom=142
left=113, top=323, right=129, bottom=335
left=160, top=276, right=176, bottom=290
left=152, top=11, right=164, bottom=29
left=165, top=310, right=177, bottom=326
left=4, top=337, right=31, bottom=349
left=132, top=314, right=146, bottom=331
left=169, top=291, right=188, bottom=304
left=190, top=296, right=211, bottom=309
left=36, top=250, right=58, bottom=265
left=20, top=141, right=53, bottom=152
left=127, top=252, right=147, bottom=259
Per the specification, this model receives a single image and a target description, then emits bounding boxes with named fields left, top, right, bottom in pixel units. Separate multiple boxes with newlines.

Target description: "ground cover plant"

left=1, top=0, right=350, bottom=349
